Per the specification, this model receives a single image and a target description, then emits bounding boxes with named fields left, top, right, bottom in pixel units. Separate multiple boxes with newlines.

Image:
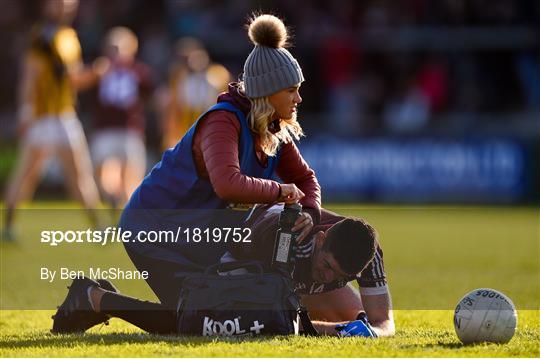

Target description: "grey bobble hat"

left=243, top=14, right=304, bottom=98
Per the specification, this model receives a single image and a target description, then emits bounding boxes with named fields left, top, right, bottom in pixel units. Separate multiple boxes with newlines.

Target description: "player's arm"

left=64, top=32, right=103, bottom=91
left=362, top=292, right=395, bottom=337
left=200, top=113, right=304, bottom=204
left=68, top=61, right=101, bottom=90
left=357, top=243, right=395, bottom=337
left=276, top=141, right=321, bottom=223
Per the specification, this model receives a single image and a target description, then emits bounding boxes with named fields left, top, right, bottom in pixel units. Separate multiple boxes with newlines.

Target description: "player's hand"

left=335, top=313, right=378, bottom=338
left=292, top=212, right=313, bottom=243
left=278, top=183, right=304, bottom=204
left=92, top=56, right=110, bottom=77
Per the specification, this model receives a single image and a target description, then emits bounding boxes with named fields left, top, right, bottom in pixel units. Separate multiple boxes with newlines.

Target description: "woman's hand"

left=278, top=183, right=304, bottom=204
left=292, top=212, right=313, bottom=243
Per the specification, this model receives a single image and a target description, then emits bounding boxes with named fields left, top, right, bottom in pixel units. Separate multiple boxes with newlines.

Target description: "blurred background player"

left=3, top=0, right=101, bottom=240
left=90, top=27, right=154, bottom=209
left=161, top=37, right=231, bottom=149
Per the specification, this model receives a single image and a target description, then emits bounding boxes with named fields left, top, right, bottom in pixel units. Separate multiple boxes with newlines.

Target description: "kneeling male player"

left=52, top=205, right=395, bottom=337
left=225, top=204, right=394, bottom=337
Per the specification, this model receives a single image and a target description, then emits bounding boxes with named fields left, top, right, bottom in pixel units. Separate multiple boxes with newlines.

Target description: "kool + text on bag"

left=176, top=261, right=302, bottom=336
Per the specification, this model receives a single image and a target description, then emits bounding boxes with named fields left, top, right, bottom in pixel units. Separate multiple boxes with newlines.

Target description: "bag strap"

left=299, top=307, right=319, bottom=336
left=204, top=260, right=264, bottom=275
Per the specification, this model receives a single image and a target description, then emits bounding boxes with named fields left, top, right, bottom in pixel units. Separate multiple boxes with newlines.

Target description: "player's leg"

left=4, top=143, right=48, bottom=237
left=301, top=283, right=363, bottom=322
left=119, top=163, right=138, bottom=208
left=54, top=223, right=183, bottom=335
left=60, top=226, right=193, bottom=335
left=57, top=145, right=102, bottom=224
left=88, top=246, right=185, bottom=334
left=53, top=277, right=176, bottom=335
left=89, top=283, right=177, bottom=334
left=120, top=131, right=146, bottom=207
left=91, top=130, right=123, bottom=208
left=57, top=117, right=101, bottom=223
left=97, top=157, right=123, bottom=206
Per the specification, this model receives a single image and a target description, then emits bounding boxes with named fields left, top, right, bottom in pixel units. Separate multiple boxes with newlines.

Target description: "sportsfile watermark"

left=40, top=227, right=252, bottom=246
left=1, top=207, right=538, bottom=310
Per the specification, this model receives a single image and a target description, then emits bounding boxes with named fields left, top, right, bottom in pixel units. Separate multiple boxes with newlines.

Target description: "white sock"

left=87, top=286, right=97, bottom=312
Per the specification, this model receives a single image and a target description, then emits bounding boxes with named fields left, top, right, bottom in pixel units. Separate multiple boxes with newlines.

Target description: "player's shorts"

left=24, top=113, right=86, bottom=149
left=90, top=129, right=146, bottom=169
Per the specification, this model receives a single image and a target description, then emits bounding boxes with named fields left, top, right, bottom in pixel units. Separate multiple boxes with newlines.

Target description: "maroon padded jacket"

left=191, top=84, right=321, bottom=222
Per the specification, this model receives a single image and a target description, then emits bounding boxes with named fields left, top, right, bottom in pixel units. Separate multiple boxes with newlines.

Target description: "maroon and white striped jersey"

left=94, top=61, right=154, bottom=133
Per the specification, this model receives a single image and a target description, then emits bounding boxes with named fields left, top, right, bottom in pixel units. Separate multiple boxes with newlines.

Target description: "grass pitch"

left=0, top=310, right=538, bottom=357
left=1, top=202, right=539, bottom=357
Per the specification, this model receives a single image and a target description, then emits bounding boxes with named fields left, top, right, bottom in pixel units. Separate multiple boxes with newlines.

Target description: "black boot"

left=51, top=277, right=118, bottom=334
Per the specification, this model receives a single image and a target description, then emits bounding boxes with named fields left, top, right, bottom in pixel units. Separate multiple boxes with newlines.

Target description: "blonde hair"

left=237, top=81, right=304, bottom=156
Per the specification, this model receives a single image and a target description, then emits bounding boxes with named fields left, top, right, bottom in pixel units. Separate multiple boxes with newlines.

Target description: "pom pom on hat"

left=247, top=14, right=289, bottom=48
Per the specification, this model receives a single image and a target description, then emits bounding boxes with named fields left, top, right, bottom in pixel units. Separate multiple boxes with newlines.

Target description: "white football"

left=454, top=288, right=517, bottom=344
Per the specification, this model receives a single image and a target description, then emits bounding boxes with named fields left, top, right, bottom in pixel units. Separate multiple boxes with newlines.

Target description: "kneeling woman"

left=122, top=15, right=322, bottom=306
left=52, top=14, right=321, bottom=335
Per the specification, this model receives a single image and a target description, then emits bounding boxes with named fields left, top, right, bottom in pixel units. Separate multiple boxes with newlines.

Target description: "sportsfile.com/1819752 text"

left=40, top=227, right=252, bottom=246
